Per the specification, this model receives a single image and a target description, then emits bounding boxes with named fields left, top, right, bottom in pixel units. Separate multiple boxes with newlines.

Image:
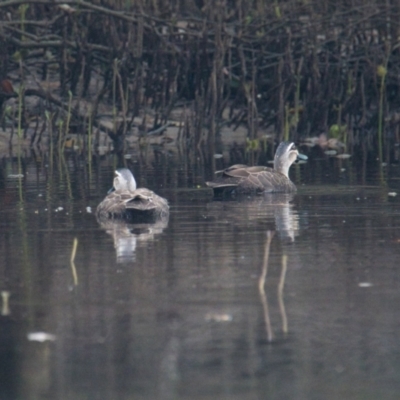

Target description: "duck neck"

left=274, top=157, right=289, bottom=178
left=128, top=178, right=137, bottom=192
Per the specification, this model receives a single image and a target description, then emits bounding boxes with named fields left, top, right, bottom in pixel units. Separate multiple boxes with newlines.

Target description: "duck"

left=96, top=168, right=169, bottom=222
left=206, top=141, right=307, bottom=195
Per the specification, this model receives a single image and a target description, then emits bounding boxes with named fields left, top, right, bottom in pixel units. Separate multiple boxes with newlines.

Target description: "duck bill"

left=297, top=153, right=308, bottom=161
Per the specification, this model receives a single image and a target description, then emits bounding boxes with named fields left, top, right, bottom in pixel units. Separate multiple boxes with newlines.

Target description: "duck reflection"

left=206, top=193, right=300, bottom=242
left=97, top=215, right=169, bottom=263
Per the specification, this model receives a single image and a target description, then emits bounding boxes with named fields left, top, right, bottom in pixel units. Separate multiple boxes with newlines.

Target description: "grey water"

left=1, top=155, right=400, bottom=400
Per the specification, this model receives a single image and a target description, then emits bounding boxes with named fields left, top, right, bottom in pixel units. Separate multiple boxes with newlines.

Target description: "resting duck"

left=97, top=168, right=169, bottom=222
left=206, top=141, right=307, bottom=195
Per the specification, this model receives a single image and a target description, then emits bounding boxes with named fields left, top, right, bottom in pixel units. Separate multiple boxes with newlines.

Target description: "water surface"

left=1, top=156, right=400, bottom=400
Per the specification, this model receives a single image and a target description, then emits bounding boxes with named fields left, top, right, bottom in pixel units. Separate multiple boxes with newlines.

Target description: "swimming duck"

left=206, top=141, right=307, bottom=195
left=97, top=168, right=169, bottom=222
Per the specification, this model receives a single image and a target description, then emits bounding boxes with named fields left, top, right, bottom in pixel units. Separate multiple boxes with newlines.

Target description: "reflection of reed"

left=258, top=231, right=288, bottom=342
left=258, top=231, right=274, bottom=341
left=70, top=237, right=78, bottom=286
left=278, top=254, right=288, bottom=334
left=1, top=291, right=10, bottom=316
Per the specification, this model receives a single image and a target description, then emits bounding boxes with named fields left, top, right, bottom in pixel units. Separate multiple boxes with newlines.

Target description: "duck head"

left=274, top=142, right=307, bottom=177
left=111, top=168, right=137, bottom=193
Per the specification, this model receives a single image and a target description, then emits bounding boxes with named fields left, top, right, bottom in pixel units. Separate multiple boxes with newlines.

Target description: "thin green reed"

left=16, top=5, right=27, bottom=202
left=57, top=118, right=64, bottom=184
left=61, top=154, right=73, bottom=200
left=88, top=104, right=93, bottom=181
left=284, top=104, right=289, bottom=141
left=57, top=119, right=64, bottom=154
left=17, top=84, right=24, bottom=202
left=45, top=110, right=54, bottom=172
left=61, top=90, right=73, bottom=153
left=58, top=90, right=74, bottom=188
left=112, top=59, right=118, bottom=138
left=292, top=58, right=303, bottom=140
left=377, top=64, right=387, bottom=164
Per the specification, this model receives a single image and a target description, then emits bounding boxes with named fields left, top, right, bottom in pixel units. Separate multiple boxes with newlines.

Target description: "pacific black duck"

left=206, top=141, right=307, bottom=195
left=97, top=168, right=169, bottom=222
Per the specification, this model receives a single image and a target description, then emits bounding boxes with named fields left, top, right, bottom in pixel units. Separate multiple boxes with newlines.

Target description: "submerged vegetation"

left=0, top=0, right=400, bottom=160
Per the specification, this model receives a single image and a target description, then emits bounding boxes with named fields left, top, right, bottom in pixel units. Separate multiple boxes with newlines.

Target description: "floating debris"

left=86, top=206, right=92, bottom=213
left=7, top=174, right=24, bottom=179
left=302, top=134, right=345, bottom=150
left=388, top=192, right=397, bottom=197
left=205, top=312, right=233, bottom=322
left=358, top=282, right=373, bottom=288
left=1, top=291, right=10, bottom=316
left=27, top=332, right=56, bottom=342
left=55, top=207, right=64, bottom=212
left=324, top=150, right=337, bottom=156
left=213, top=153, right=223, bottom=159
left=336, top=154, right=351, bottom=159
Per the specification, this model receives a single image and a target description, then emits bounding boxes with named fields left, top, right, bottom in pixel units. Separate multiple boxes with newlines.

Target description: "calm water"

left=1, top=153, right=400, bottom=400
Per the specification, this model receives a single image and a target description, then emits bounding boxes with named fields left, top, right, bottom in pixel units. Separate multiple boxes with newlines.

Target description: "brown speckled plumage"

left=206, top=142, right=307, bottom=195
left=97, top=168, right=169, bottom=222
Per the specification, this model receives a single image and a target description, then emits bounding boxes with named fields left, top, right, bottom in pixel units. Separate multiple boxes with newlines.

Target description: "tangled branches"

left=1, top=0, right=400, bottom=149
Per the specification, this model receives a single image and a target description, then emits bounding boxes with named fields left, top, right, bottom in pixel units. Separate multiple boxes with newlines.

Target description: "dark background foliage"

left=1, top=0, right=400, bottom=150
